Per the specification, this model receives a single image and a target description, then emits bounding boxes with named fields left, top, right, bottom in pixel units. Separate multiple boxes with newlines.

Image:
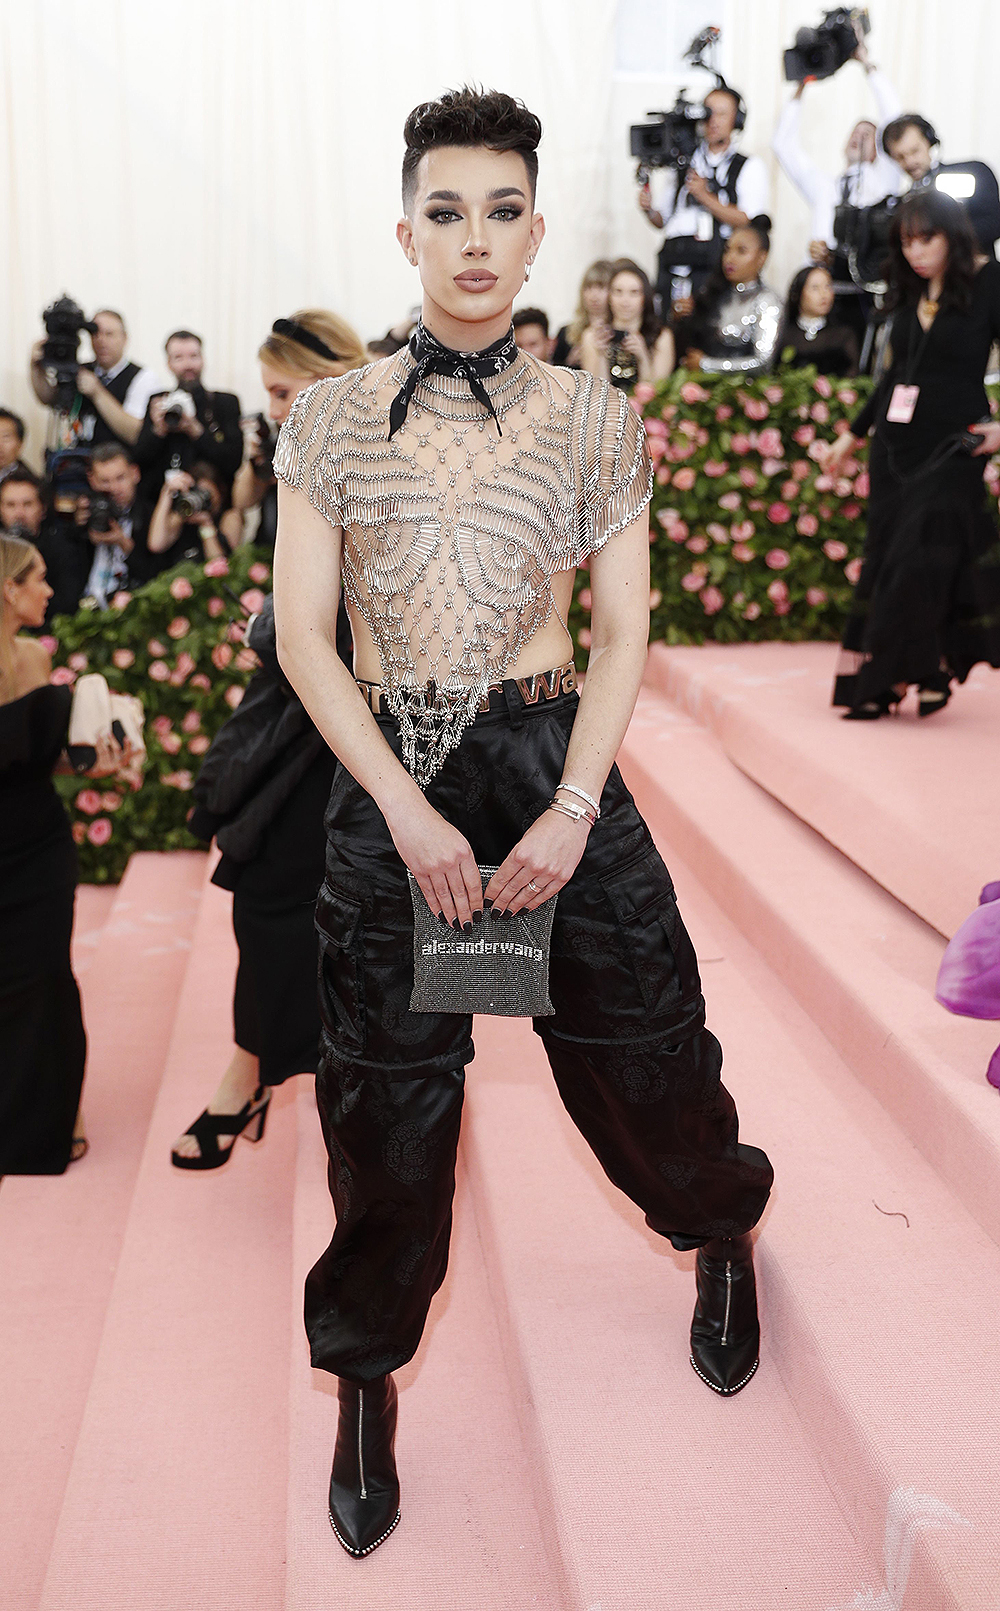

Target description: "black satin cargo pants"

left=305, top=683, right=773, bottom=1382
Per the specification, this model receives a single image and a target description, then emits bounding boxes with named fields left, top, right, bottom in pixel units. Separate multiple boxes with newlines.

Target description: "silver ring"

left=527, top=879, right=540, bottom=892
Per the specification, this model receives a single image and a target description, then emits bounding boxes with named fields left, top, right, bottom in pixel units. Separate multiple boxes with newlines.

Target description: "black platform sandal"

left=690, top=1233, right=761, bottom=1396
left=170, top=1085, right=271, bottom=1171
left=917, top=687, right=951, bottom=718
left=329, top=1374, right=401, bottom=1558
left=841, top=690, right=899, bottom=721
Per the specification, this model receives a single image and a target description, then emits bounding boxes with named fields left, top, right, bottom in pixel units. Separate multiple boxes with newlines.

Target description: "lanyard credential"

left=886, top=308, right=936, bottom=425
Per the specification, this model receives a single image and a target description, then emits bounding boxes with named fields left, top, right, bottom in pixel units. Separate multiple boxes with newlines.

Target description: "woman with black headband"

left=273, top=86, right=772, bottom=1558
left=171, top=311, right=367, bottom=1169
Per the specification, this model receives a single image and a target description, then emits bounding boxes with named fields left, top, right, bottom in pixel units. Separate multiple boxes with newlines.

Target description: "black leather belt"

left=356, top=660, right=577, bottom=717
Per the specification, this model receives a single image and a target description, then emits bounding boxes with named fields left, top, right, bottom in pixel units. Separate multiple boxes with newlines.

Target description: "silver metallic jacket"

left=700, top=280, right=783, bottom=375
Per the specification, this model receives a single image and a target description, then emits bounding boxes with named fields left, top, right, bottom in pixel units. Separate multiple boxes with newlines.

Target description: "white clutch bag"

left=68, top=671, right=146, bottom=779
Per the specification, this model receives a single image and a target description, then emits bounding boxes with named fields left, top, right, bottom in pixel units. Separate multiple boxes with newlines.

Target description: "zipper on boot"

left=720, top=1261, right=733, bottom=1347
left=357, top=1387, right=367, bottom=1499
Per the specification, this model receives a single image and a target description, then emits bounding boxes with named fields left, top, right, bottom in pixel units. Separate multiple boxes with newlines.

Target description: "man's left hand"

left=76, top=367, right=99, bottom=398
left=685, top=171, right=711, bottom=205
left=179, top=413, right=204, bottom=440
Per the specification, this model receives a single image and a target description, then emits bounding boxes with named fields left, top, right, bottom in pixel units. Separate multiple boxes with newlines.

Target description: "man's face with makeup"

left=398, top=146, right=545, bottom=341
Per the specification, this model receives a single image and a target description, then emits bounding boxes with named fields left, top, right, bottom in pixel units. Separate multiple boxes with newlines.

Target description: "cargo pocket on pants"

left=599, top=848, right=693, bottom=1021
left=315, top=882, right=365, bottom=1053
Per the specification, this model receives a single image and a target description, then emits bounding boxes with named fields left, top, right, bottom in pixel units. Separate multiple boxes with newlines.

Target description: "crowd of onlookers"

left=3, top=38, right=998, bottom=626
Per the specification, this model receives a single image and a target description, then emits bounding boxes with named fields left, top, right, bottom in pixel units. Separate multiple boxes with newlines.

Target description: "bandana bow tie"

left=388, top=320, right=518, bottom=439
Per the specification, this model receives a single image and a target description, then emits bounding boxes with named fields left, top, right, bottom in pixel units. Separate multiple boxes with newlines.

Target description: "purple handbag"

left=935, top=881, right=1000, bottom=1089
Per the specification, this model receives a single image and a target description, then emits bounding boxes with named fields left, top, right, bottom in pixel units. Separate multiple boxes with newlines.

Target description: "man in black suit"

left=883, top=114, right=1000, bottom=255
left=135, top=330, right=243, bottom=505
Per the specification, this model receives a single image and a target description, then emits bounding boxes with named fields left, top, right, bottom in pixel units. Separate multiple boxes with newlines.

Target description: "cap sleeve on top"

left=273, top=377, right=345, bottom=530
left=575, top=378, right=653, bottom=563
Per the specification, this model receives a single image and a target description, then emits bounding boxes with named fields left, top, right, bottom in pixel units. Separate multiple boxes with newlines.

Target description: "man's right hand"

left=384, top=795, right=483, bottom=929
left=149, top=396, right=170, bottom=438
left=639, top=185, right=663, bottom=229
left=90, top=518, right=132, bottom=554
left=809, top=240, right=833, bottom=266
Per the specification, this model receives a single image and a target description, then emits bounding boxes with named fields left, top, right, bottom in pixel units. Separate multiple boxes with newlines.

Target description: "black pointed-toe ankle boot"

left=689, top=1233, right=760, bottom=1396
left=328, top=1374, right=401, bottom=1557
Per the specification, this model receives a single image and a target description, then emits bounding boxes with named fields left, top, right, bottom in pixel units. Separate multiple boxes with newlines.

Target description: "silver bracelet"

left=555, top=782, right=601, bottom=819
left=547, top=798, right=596, bottom=827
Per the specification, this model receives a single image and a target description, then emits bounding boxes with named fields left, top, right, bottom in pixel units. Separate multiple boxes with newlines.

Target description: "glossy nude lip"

left=454, top=270, right=499, bottom=291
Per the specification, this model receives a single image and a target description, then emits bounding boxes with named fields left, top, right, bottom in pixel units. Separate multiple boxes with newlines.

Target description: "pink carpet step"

left=618, top=685, right=1000, bottom=1250
left=644, top=641, right=1000, bottom=940
left=463, top=846, right=1000, bottom=1610
left=36, top=876, right=296, bottom=1611
left=0, top=851, right=206, bottom=1611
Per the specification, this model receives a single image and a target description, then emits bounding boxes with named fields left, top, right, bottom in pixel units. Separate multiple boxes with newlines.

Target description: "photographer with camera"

left=145, top=461, right=240, bottom=574
left=135, top=331, right=243, bottom=506
left=640, top=82, right=769, bottom=316
left=0, top=470, right=86, bottom=620
left=29, top=309, right=161, bottom=451
left=882, top=116, right=1000, bottom=256
left=73, top=444, right=152, bottom=609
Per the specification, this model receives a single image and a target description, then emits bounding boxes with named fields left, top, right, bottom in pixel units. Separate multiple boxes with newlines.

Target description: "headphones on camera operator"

left=833, top=117, right=941, bottom=295
left=655, top=78, right=749, bottom=279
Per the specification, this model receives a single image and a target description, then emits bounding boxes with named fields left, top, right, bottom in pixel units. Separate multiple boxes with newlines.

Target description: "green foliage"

left=46, top=547, right=272, bottom=883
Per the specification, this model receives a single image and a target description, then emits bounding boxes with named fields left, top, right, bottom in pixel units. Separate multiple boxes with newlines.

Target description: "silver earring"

left=524, top=261, right=532, bottom=282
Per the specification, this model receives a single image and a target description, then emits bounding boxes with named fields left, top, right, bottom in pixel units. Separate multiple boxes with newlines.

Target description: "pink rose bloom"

left=732, top=543, right=755, bottom=562
left=696, top=427, right=710, bottom=447
left=833, top=477, right=853, bottom=498
left=792, top=459, right=811, bottom=480
left=212, top=642, right=233, bottom=670
left=819, top=503, right=833, bottom=519
left=840, top=388, right=857, bottom=407
left=686, top=536, right=709, bottom=554
left=111, top=591, right=132, bottom=610
left=823, top=539, right=849, bottom=561
left=148, top=638, right=167, bottom=656
left=161, top=769, right=195, bottom=790
left=758, top=427, right=783, bottom=459
left=700, top=586, right=725, bottom=615
left=68, top=652, right=89, bottom=671
left=706, top=522, right=729, bottom=543
left=112, top=648, right=135, bottom=669
left=796, top=513, right=820, bottom=537
left=644, top=416, right=667, bottom=438
left=632, top=382, right=655, bottom=405
left=224, top=685, right=244, bottom=709
left=810, top=401, right=830, bottom=424
left=841, top=500, right=861, bottom=519
left=806, top=587, right=828, bottom=607
left=160, top=732, right=182, bottom=754
left=87, top=818, right=112, bottom=846
left=100, top=791, right=123, bottom=811
left=680, top=380, right=710, bottom=404
left=188, top=734, right=210, bottom=756
left=672, top=467, right=696, bottom=491
left=577, top=586, right=593, bottom=611
left=854, top=471, right=870, bottom=498
left=773, top=599, right=791, bottom=616
left=189, top=673, right=211, bottom=691
left=733, top=591, right=746, bottom=607
left=148, top=660, right=170, bottom=682
left=738, top=466, right=757, bottom=488
left=669, top=521, right=689, bottom=543
left=748, top=499, right=765, bottom=511
left=181, top=710, right=202, bottom=733
left=203, top=557, right=229, bottom=577
left=39, top=634, right=58, bottom=654
left=655, top=466, right=671, bottom=485
left=760, top=457, right=784, bottom=478
left=813, top=375, right=833, bottom=398
left=680, top=572, right=704, bottom=592
left=731, top=519, right=755, bottom=540
left=71, top=821, right=87, bottom=845
left=844, top=558, right=863, bottom=584
left=647, top=442, right=665, bottom=466
left=767, top=502, right=792, bottom=525
left=172, top=651, right=196, bottom=682
left=744, top=397, right=769, bottom=421
left=814, top=474, right=834, bottom=492
left=235, top=648, right=259, bottom=673
left=743, top=602, right=762, bottom=621
left=648, top=588, right=662, bottom=609
left=764, top=384, right=784, bottom=406
left=715, top=404, right=733, bottom=421
left=661, top=403, right=677, bottom=420
left=703, top=460, right=728, bottom=477
left=152, top=716, right=173, bottom=737
left=833, top=417, right=852, bottom=436
left=718, top=490, right=741, bottom=510
left=765, top=548, right=790, bottom=570
left=679, top=419, right=699, bottom=438
left=656, top=509, right=678, bottom=529
left=206, top=596, right=225, bottom=617
left=806, top=440, right=826, bottom=462
left=227, top=622, right=245, bottom=643
left=76, top=789, right=102, bottom=815
left=729, top=432, right=751, bottom=456
left=781, top=480, right=799, bottom=501
left=167, top=615, right=190, bottom=640
left=169, top=576, right=194, bottom=601
left=577, top=627, right=592, bottom=649
left=767, top=579, right=789, bottom=603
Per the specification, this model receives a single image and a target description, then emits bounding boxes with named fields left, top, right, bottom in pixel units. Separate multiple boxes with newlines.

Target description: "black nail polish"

left=451, top=918, right=462, bottom=932
left=463, top=921, right=473, bottom=934
left=437, top=911, right=448, bottom=926
left=472, top=909, right=483, bottom=924
left=483, top=898, right=494, bottom=911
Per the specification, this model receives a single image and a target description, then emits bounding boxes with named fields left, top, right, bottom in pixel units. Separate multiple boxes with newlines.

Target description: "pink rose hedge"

left=570, top=365, right=875, bottom=652
left=49, top=547, right=270, bottom=882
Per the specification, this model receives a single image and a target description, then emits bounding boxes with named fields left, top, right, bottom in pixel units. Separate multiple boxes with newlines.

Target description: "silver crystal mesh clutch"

left=408, top=865, right=556, bottom=1017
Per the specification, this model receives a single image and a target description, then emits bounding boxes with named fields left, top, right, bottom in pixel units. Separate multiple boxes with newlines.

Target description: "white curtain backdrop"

left=2, top=0, right=999, bottom=467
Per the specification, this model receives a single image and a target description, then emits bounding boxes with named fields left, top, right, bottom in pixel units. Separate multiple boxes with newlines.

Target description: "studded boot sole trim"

left=329, top=1507, right=401, bottom=1558
left=688, top=1354, right=760, bottom=1397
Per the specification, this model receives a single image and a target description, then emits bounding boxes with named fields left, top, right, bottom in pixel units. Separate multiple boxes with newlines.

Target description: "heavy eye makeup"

left=425, top=205, right=524, bottom=225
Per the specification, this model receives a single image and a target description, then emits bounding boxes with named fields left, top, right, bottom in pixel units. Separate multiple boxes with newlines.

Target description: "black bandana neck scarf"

left=388, top=320, right=519, bottom=439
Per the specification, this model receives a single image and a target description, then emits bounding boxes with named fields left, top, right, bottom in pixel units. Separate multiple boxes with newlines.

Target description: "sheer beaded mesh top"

left=274, top=348, right=651, bottom=786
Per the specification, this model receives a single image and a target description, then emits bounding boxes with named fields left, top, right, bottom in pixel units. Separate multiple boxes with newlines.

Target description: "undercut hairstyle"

left=93, top=308, right=127, bottom=333
left=0, top=407, right=26, bottom=443
left=166, top=329, right=202, bottom=350
left=513, top=307, right=550, bottom=337
left=90, top=442, right=136, bottom=468
left=401, top=86, right=542, bottom=212
left=886, top=189, right=979, bottom=314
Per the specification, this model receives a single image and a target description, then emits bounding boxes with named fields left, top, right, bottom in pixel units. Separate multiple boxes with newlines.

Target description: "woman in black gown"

left=827, top=191, right=1000, bottom=718
left=776, top=263, right=860, bottom=377
left=0, top=536, right=124, bottom=1174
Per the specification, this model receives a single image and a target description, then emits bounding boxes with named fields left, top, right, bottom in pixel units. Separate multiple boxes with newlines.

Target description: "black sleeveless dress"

left=0, top=684, right=87, bottom=1174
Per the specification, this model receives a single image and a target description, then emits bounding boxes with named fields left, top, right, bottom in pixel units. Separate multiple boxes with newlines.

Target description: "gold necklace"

left=920, top=295, right=939, bottom=319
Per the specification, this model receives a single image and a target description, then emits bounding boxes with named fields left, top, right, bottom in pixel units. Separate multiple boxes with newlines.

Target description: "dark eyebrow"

left=424, top=186, right=527, bottom=204
left=425, top=190, right=462, bottom=202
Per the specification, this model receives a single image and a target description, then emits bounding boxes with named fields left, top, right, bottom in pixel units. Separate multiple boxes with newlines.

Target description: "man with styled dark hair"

left=882, top=114, right=1000, bottom=254
left=75, top=442, right=152, bottom=606
left=0, top=408, right=30, bottom=485
left=134, top=329, right=243, bottom=505
left=512, top=304, right=554, bottom=360
left=29, top=308, right=161, bottom=450
left=0, top=468, right=84, bottom=618
left=275, top=84, right=772, bottom=1558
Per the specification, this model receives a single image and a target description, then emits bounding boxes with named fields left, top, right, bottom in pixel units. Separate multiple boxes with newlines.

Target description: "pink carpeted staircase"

left=2, top=643, right=998, bottom=1610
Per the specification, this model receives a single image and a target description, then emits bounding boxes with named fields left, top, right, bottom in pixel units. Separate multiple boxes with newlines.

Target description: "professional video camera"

left=833, top=196, right=896, bottom=292
left=171, top=483, right=213, bottom=521
left=784, top=7, right=870, bottom=83
left=629, top=26, right=726, bottom=183
left=41, top=295, right=97, bottom=412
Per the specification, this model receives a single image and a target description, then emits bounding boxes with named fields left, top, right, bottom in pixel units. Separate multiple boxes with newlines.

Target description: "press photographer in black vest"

left=29, top=309, right=161, bottom=450
left=882, top=115, right=1000, bottom=256
left=135, top=330, right=243, bottom=505
left=640, top=85, right=770, bottom=316
left=72, top=444, right=152, bottom=608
